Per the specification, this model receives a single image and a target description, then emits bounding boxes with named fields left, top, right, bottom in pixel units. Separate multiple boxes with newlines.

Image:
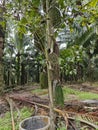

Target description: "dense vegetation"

left=0, top=0, right=98, bottom=130
left=0, top=0, right=97, bottom=89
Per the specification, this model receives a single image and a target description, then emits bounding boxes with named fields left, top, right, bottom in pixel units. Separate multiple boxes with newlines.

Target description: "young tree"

left=5, top=1, right=57, bottom=129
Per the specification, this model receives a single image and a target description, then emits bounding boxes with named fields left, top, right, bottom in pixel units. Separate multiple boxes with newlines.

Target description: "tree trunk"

left=0, top=62, right=4, bottom=92
left=0, top=37, right=4, bottom=93
left=17, top=52, right=21, bottom=85
left=46, top=0, right=55, bottom=130
left=36, top=61, right=40, bottom=83
left=21, top=62, right=25, bottom=85
left=0, top=1, right=6, bottom=93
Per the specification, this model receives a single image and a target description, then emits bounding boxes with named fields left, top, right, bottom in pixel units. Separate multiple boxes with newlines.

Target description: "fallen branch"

left=69, top=120, right=77, bottom=130
left=69, top=117, right=98, bottom=129
left=6, top=97, right=15, bottom=130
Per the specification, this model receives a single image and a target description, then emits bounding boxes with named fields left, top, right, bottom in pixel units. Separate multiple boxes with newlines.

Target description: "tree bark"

left=0, top=1, right=6, bottom=93
left=0, top=37, right=4, bottom=93
left=46, top=0, right=55, bottom=130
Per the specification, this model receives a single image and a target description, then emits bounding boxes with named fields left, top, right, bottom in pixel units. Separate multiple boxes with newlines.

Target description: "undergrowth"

left=0, top=106, right=33, bottom=130
left=0, top=105, right=66, bottom=130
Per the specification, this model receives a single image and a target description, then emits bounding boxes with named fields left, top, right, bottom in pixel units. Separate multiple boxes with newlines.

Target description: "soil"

left=0, top=82, right=98, bottom=129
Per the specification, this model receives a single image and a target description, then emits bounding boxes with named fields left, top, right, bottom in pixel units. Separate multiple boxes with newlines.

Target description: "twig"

left=69, top=120, right=77, bottom=130
left=32, top=105, right=38, bottom=116
left=6, top=97, right=15, bottom=130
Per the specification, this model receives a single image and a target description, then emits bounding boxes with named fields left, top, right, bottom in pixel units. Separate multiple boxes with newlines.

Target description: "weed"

left=0, top=106, right=33, bottom=130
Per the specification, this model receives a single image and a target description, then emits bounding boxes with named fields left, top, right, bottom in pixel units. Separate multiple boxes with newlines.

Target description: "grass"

left=57, top=128, right=66, bottom=130
left=32, top=86, right=98, bottom=100
left=92, top=82, right=98, bottom=87
left=78, top=91, right=98, bottom=100
left=63, top=87, right=98, bottom=100
left=32, top=88, right=48, bottom=95
left=0, top=106, right=33, bottom=130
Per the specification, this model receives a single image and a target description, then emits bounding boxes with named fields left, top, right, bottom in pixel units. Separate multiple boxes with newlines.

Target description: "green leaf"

left=0, top=21, right=6, bottom=28
left=32, top=0, right=40, bottom=7
left=21, top=17, right=28, bottom=24
left=58, top=0, right=65, bottom=8
left=89, top=0, right=98, bottom=7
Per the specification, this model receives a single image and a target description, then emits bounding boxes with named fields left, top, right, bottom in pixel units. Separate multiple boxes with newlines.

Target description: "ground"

left=1, top=82, right=98, bottom=129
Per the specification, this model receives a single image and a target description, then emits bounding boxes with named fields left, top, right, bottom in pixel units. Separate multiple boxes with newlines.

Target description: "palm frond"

left=67, top=28, right=95, bottom=48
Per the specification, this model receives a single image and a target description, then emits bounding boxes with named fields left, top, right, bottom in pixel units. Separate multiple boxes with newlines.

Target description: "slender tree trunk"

left=0, top=37, right=4, bottom=93
left=0, top=0, right=6, bottom=93
left=0, top=63, right=4, bottom=92
left=17, top=52, right=21, bottom=85
left=8, top=70, right=10, bottom=86
left=46, top=0, right=55, bottom=130
left=9, top=62, right=12, bottom=86
left=21, top=62, right=25, bottom=85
